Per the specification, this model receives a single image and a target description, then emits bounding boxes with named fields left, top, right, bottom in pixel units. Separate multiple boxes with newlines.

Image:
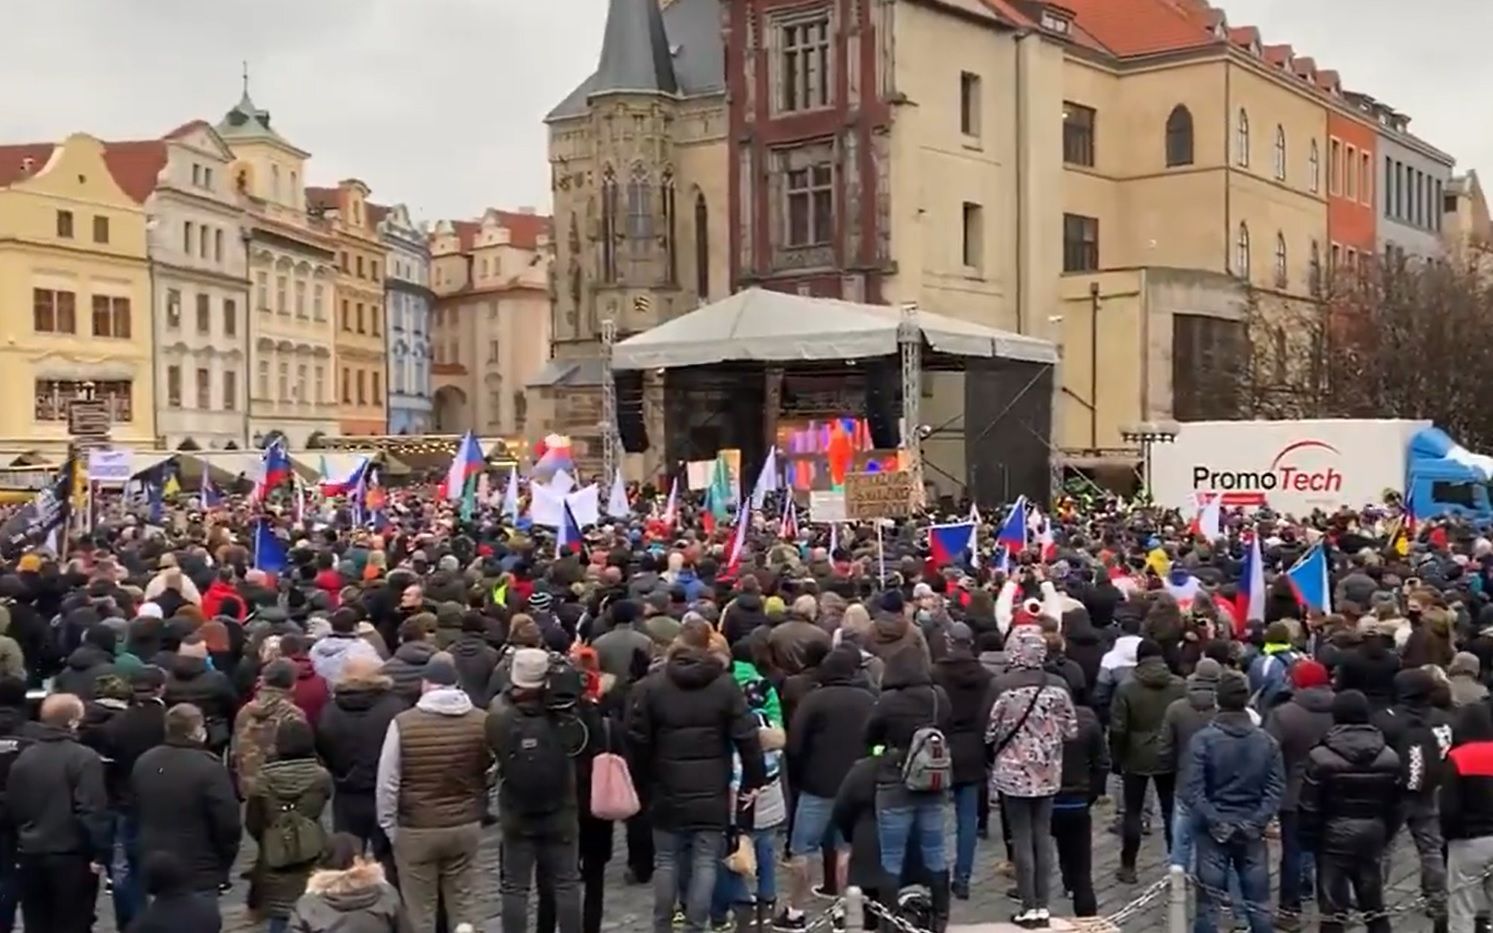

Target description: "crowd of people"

left=0, top=482, right=1492, bottom=933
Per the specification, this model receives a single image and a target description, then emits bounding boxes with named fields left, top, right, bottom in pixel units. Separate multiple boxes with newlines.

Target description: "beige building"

left=544, top=0, right=730, bottom=476
left=307, top=180, right=387, bottom=435
left=1444, top=171, right=1492, bottom=259
left=428, top=209, right=552, bottom=438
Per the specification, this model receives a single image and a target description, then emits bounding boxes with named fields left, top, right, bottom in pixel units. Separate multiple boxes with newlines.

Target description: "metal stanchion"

left=1167, top=864, right=1188, bottom=933
left=844, top=885, right=864, bottom=933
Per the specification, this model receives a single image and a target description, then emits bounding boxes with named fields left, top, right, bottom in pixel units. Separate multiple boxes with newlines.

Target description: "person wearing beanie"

left=1158, top=657, right=1226, bottom=882
left=1298, top=689, right=1399, bottom=933
left=1448, top=651, right=1489, bottom=707
left=1264, top=657, right=1336, bottom=920
left=53, top=623, right=119, bottom=701
left=1109, top=638, right=1185, bottom=884
left=864, top=587, right=930, bottom=664
left=1245, top=619, right=1304, bottom=714
left=232, top=658, right=309, bottom=799
left=375, top=648, right=491, bottom=933
left=245, top=717, right=332, bottom=929
left=1180, top=668, right=1283, bottom=932
left=162, top=634, right=237, bottom=757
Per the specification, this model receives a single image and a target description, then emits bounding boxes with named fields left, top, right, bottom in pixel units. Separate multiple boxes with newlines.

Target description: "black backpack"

left=500, top=707, right=571, bottom=816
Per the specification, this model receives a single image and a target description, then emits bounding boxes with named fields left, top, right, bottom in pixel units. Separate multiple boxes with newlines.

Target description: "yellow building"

left=308, top=180, right=386, bottom=435
left=0, top=133, right=159, bottom=455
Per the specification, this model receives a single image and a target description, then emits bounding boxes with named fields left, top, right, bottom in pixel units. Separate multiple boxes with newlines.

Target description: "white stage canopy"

left=612, top=288, right=1058, bottom=371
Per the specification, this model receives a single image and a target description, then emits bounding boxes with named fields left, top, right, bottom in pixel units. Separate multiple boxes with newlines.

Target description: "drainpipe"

left=1089, top=280, right=1099, bottom=450
left=1013, top=29, right=1029, bottom=334
left=241, top=227, right=253, bottom=447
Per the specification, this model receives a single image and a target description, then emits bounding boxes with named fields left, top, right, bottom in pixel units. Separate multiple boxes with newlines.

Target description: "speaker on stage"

left=865, top=363, right=899, bottom=449
left=614, top=371, right=649, bottom=453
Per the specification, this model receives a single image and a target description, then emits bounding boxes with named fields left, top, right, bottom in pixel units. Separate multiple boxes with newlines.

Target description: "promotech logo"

left=1191, top=439, right=1344, bottom=506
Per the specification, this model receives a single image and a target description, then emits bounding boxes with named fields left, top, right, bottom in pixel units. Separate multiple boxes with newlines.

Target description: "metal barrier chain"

left=1182, top=864, right=1492, bottom=927
left=1102, top=876, right=1171, bottom=925
left=862, top=897, right=936, bottom=933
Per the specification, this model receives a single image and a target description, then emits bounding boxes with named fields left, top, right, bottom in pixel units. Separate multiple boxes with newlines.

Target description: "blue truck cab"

left=1406, top=427, right=1493, bottom=523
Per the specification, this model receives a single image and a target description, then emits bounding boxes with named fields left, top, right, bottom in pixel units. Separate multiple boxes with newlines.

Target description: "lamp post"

left=1120, top=420, right=1179, bottom=501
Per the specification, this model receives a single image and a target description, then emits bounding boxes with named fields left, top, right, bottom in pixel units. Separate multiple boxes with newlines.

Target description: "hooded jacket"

left=288, top=654, right=330, bottom=729
left=1371, top=669, right=1454, bottom=806
left=52, top=643, right=115, bottom=700
left=232, top=685, right=308, bottom=798
left=1158, top=664, right=1220, bottom=785
left=1110, top=656, right=1186, bottom=775
left=310, top=633, right=381, bottom=686
left=1299, top=724, right=1400, bottom=856
left=1335, top=635, right=1401, bottom=710
left=1441, top=711, right=1493, bottom=842
left=201, top=579, right=245, bottom=621
left=447, top=632, right=500, bottom=708
left=246, top=756, right=333, bottom=917
left=316, top=670, right=406, bottom=796
left=1265, top=685, right=1336, bottom=811
left=787, top=645, right=877, bottom=799
left=163, top=653, right=237, bottom=750
left=864, top=644, right=953, bottom=792
left=985, top=628, right=1078, bottom=799
left=932, top=649, right=997, bottom=786
left=1093, top=634, right=1140, bottom=724
left=289, top=859, right=404, bottom=933
left=381, top=640, right=436, bottom=706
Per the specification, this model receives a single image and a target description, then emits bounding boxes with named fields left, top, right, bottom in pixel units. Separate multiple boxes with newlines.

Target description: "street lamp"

left=1120, top=420, right=1179, bottom=501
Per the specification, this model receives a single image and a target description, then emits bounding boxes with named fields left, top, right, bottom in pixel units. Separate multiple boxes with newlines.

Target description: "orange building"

left=1326, top=106, right=1377, bottom=274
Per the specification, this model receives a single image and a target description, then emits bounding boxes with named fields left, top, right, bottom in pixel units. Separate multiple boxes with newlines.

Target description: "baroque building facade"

left=374, top=202, right=433, bottom=434
left=308, top=180, right=387, bottom=435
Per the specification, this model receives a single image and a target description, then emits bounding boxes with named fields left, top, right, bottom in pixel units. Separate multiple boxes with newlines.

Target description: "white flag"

left=606, top=470, right=630, bottom=517
left=661, top=478, right=678, bottom=529
left=750, top=448, right=779, bottom=509
left=501, top=467, right=519, bottom=520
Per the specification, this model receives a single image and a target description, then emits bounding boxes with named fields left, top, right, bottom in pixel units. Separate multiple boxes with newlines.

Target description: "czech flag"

left=724, top=505, right=750, bottom=576
left=1163, top=566, right=1200, bottom=610
left=201, top=473, right=223, bottom=511
left=660, top=478, right=678, bottom=531
left=1036, top=515, right=1058, bottom=561
left=254, top=441, right=293, bottom=503
left=1191, top=492, right=1223, bottom=541
left=253, top=518, right=287, bottom=574
left=1231, top=532, right=1266, bottom=635
left=929, top=522, right=977, bottom=567
left=556, top=502, right=584, bottom=558
left=1286, top=542, right=1332, bottom=615
left=321, top=456, right=370, bottom=497
left=443, top=431, right=485, bottom=503
left=996, top=496, right=1029, bottom=552
left=779, top=497, right=799, bottom=541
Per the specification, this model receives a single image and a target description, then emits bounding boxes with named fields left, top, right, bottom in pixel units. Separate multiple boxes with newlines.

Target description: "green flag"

left=709, top=456, right=731, bottom=522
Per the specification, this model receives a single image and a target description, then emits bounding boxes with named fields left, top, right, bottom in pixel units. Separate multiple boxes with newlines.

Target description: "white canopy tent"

left=612, top=288, right=1058, bottom=370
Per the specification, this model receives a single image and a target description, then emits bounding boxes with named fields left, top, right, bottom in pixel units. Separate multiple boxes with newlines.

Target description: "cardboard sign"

left=844, top=470, right=913, bottom=520
left=809, top=490, right=846, bottom=524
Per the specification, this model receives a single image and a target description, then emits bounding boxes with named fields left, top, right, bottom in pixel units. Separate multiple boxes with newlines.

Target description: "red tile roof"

left=1226, top=25, right=1260, bottom=48
left=436, top=212, right=552, bottom=252
left=365, top=202, right=390, bottom=226
left=303, top=186, right=341, bottom=213
left=1262, top=43, right=1293, bottom=67
left=0, top=139, right=166, bottom=204
left=1058, top=0, right=1216, bottom=56
left=162, top=120, right=212, bottom=141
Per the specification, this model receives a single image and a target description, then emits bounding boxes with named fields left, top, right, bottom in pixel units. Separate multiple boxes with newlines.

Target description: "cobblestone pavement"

left=80, top=797, right=1441, bottom=932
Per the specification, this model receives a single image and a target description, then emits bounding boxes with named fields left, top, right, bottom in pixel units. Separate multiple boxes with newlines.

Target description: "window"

left=626, top=169, right=653, bottom=243
left=165, top=289, right=181, bottom=329
left=1436, top=179, right=1444, bottom=231
left=601, top=167, right=618, bottom=282
left=195, top=293, right=210, bottom=333
left=1385, top=156, right=1394, bottom=217
left=257, top=361, right=269, bottom=399
left=1274, top=232, right=1288, bottom=288
left=961, top=202, right=983, bottom=271
left=1273, top=125, right=1286, bottom=181
left=294, top=280, right=306, bottom=318
left=786, top=163, right=834, bottom=246
left=342, top=368, right=351, bottom=404
left=372, top=371, right=381, bottom=403
left=214, top=229, right=223, bottom=262
left=183, top=221, right=194, bottom=254
left=313, top=284, right=325, bottom=320
left=275, top=275, right=287, bottom=314
left=166, top=366, right=182, bottom=408
left=1361, top=152, right=1372, bottom=205
left=694, top=194, right=710, bottom=299
left=356, top=303, right=366, bottom=334
left=778, top=13, right=831, bottom=112
left=1235, top=222, right=1251, bottom=279
left=1309, top=240, right=1322, bottom=296
left=1061, top=214, right=1099, bottom=272
left=255, top=272, right=268, bottom=309
left=1330, top=243, right=1341, bottom=273
left=1165, top=105, right=1193, bottom=167
left=313, top=366, right=325, bottom=404
left=356, top=370, right=367, bottom=405
left=295, top=364, right=307, bottom=401
left=278, top=361, right=288, bottom=401
left=662, top=173, right=677, bottom=284
left=199, top=226, right=209, bottom=259
left=31, top=380, right=132, bottom=423
left=340, top=252, right=349, bottom=273
left=1063, top=103, right=1095, bottom=167
left=91, top=295, right=130, bottom=338
left=56, top=211, right=73, bottom=238
left=192, top=164, right=201, bottom=186
left=1309, top=140, right=1320, bottom=194
left=1329, top=138, right=1341, bottom=194
left=341, top=300, right=350, bottom=331
left=488, top=339, right=500, bottom=363
left=960, top=72, right=981, bottom=138
left=92, top=215, right=109, bottom=244
left=372, top=261, right=380, bottom=282
left=224, top=299, right=236, bottom=337
left=1235, top=109, right=1250, bottom=167
left=356, top=256, right=364, bottom=278
left=1346, top=145, right=1358, bottom=200
left=223, top=370, right=237, bottom=411
left=33, top=288, right=76, bottom=334
left=371, top=307, right=381, bottom=337
left=195, top=368, right=210, bottom=409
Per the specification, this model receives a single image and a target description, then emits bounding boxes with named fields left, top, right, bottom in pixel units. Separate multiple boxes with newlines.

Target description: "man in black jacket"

left=1052, top=691, right=1107, bottom=917
left=0, top=677, right=41, bottom=931
left=316, top=654, right=405, bottom=873
left=6, top=693, right=110, bottom=933
left=626, top=631, right=765, bottom=933
left=1299, top=690, right=1399, bottom=933
left=1441, top=703, right=1493, bottom=933
left=162, top=637, right=238, bottom=754
left=1265, top=658, right=1335, bottom=926
left=131, top=703, right=241, bottom=906
left=929, top=624, right=992, bottom=900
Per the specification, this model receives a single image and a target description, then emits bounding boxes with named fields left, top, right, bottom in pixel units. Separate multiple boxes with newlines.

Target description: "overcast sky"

left=4, top=0, right=1485, bottom=222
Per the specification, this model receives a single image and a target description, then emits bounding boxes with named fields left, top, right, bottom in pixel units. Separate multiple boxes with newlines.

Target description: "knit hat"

left=947, top=621, right=974, bottom=645
left=510, top=648, right=550, bottom=690
left=1216, top=671, right=1249, bottom=711
left=879, top=590, right=905, bottom=615
left=1290, top=659, right=1330, bottom=689
left=1191, top=657, right=1223, bottom=685
left=1451, top=651, right=1481, bottom=678
left=422, top=655, right=458, bottom=688
left=262, top=659, right=296, bottom=690
left=912, top=582, right=934, bottom=600
left=1264, top=621, right=1293, bottom=645
left=1136, top=638, right=1163, bottom=662
left=1331, top=689, right=1371, bottom=724
left=528, top=591, right=554, bottom=613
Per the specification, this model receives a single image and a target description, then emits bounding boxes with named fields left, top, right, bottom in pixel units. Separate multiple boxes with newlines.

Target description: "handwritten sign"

left=844, top=470, right=912, bottom=520
left=809, top=490, right=846, bottom=524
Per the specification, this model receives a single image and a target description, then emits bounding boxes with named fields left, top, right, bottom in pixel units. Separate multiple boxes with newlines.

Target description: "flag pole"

left=876, top=521, right=886, bottom=587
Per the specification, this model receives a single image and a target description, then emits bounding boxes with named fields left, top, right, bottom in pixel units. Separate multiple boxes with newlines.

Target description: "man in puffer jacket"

left=1158, top=657, right=1222, bottom=876
left=1299, top=690, right=1399, bottom=933
left=1110, top=638, right=1185, bottom=883
left=1265, top=658, right=1336, bottom=924
left=986, top=627, right=1077, bottom=928
left=381, top=618, right=437, bottom=707
left=1051, top=685, right=1106, bottom=917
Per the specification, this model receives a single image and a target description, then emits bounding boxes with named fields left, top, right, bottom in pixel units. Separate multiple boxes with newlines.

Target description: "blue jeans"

left=267, top=918, right=289, bottom=933
left=788, top=793, right=842, bottom=856
left=952, top=784, right=980, bottom=886
left=109, top=812, right=143, bottom=931
left=875, top=790, right=948, bottom=877
left=1276, top=809, right=1314, bottom=912
left=654, top=829, right=724, bottom=933
left=1171, top=801, right=1247, bottom=920
left=710, top=829, right=779, bottom=919
left=1195, top=832, right=1272, bottom=933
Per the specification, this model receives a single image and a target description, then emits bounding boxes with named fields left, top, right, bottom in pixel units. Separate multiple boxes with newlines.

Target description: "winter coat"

left=1158, top=672, right=1219, bottom=785
left=126, top=892, right=223, bottom=933
left=786, top=647, right=877, bottom=799
left=1061, top=607, right=1105, bottom=700
left=1442, top=738, right=1493, bottom=842
left=1265, top=685, right=1336, bottom=811
left=1451, top=672, right=1490, bottom=708
left=1402, top=613, right=1455, bottom=670
left=1299, top=723, right=1400, bottom=856
left=52, top=643, right=115, bottom=700
left=288, top=859, right=404, bottom=933
left=232, top=685, right=309, bottom=798
left=1180, top=711, right=1284, bottom=836
left=132, top=738, right=242, bottom=891
left=767, top=616, right=832, bottom=676
left=1092, top=634, right=1139, bottom=724
left=624, top=645, right=766, bottom=831
left=0, top=608, right=26, bottom=685
left=88, top=697, right=166, bottom=808
left=247, top=757, right=333, bottom=918
left=1246, top=644, right=1303, bottom=713
left=447, top=633, right=500, bottom=708
left=1372, top=671, right=1455, bottom=807
left=201, top=579, right=245, bottom=621
left=289, top=655, right=330, bottom=729
left=1110, top=656, right=1185, bottom=775
left=863, top=645, right=953, bottom=792
left=591, top=624, right=655, bottom=685
left=731, top=660, right=782, bottom=728
left=1056, top=704, right=1108, bottom=804
left=831, top=756, right=887, bottom=889
left=932, top=653, right=996, bottom=786
left=1335, top=638, right=1401, bottom=710
left=309, top=633, right=381, bottom=686
left=381, top=640, right=436, bottom=706
left=866, top=611, right=930, bottom=663
left=721, top=594, right=769, bottom=646
left=316, top=672, right=405, bottom=796
left=163, top=654, right=238, bottom=751
left=5, top=724, right=110, bottom=862
left=985, top=628, right=1078, bottom=798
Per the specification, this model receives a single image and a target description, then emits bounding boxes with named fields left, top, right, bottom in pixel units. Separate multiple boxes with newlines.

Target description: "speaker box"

left=614, top=371, right=649, bottom=453
left=864, top=363, right=899, bottom=449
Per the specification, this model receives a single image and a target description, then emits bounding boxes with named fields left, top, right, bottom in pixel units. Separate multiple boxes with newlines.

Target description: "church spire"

left=591, top=0, right=678, bottom=98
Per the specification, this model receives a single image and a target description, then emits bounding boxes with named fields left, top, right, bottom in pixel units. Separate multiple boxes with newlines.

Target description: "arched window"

left=600, top=167, right=618, bottom=282
left=1309, top=239, right=1322, bottom=296
left=1236, top=221, right=1251, bottom=279
left=662, top=170, right=677, bottom=285
left=1165, top=105, right=1194, bottom=167
left=1273, top=125, right=1287, bottom=181
left=1309, top=140, right=1321, bottom=194
left=694, top=191, right=710, bottom=300
left=1274, top=231, right=1288, bottom=287
left=1236, top=108, right=1250, bottom=167
left=626, top=166, right=652, bottom=244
